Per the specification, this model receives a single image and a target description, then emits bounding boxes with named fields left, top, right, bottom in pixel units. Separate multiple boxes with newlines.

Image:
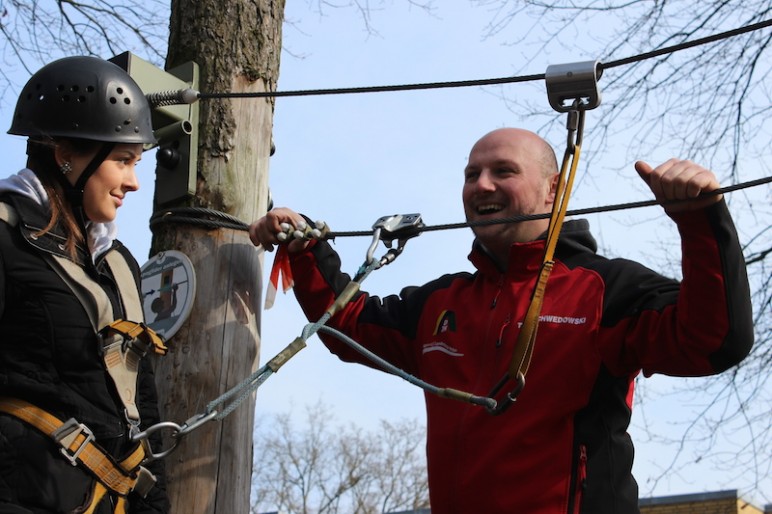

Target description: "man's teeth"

left=478, top=204, right=503, bottom=214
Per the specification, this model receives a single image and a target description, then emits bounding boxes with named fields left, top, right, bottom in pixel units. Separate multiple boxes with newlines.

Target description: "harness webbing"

left=0, top=398, right=154, bottom=499
left=486, top=110, right=585, bottom=414
left=0, top=201, right=165, bottom=422
left=506, top=138, right=581, bottom=381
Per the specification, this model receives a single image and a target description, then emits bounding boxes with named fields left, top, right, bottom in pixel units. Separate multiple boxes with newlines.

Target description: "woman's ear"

left=53, top=140, right=73, bottom=168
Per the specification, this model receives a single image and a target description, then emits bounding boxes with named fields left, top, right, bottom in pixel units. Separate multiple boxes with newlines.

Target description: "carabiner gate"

left=485, top=371, right=526, bottom=416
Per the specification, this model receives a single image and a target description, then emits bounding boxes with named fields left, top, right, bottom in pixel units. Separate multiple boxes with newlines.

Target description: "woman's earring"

left=60, top=162, right=72, bottom=175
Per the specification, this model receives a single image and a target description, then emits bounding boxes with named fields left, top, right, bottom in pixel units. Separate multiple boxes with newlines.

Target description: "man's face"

left=462, top=129, right=556, bottom=256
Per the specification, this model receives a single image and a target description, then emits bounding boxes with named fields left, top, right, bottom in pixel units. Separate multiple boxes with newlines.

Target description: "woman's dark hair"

left=26, top=137, right=103, bottom=259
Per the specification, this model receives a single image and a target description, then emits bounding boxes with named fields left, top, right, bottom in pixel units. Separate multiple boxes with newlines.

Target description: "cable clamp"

left=277, top=219, right=329, bottom=243
left=545, top=60, right=603, bottom=112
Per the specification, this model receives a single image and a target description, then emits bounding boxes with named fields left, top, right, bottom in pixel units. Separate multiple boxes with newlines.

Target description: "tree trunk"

left=151, top=1, right=284, bottom=512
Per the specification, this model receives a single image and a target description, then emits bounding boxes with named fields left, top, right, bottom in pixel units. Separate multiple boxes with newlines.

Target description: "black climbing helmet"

left=8, top=56, right=156, bottom=145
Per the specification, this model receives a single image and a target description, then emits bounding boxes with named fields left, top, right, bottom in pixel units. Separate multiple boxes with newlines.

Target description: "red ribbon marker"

left=265, top=245, right=294, bottom=309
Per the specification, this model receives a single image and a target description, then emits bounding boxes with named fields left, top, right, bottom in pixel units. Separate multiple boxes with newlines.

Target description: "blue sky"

left=1, top=1, right=768, bottom=508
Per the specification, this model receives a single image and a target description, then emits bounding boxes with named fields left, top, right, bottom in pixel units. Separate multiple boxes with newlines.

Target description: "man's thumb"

left=634, top=160, right=653, bottom=185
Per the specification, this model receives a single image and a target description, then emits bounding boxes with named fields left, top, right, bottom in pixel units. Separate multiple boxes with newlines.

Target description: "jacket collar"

left=468, top=218, right=597, bottom=278
left=0, top=169, right=118, bottom=261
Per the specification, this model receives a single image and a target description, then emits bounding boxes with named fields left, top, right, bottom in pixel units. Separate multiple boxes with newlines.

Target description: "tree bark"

left=152, top=1, right=284, bottom=512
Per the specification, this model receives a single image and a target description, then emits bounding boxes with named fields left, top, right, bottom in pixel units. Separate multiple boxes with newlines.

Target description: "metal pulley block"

left=545, top=60, right=603, bottom=112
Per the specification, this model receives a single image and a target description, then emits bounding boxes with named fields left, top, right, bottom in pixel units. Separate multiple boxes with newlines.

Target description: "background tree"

left=251, top=403, right=429, bottom=514
left=0, top=0, right=168, bottom=89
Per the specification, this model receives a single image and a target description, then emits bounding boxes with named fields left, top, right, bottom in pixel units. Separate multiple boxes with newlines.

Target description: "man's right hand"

left=248, top=207, right=312, bottom=253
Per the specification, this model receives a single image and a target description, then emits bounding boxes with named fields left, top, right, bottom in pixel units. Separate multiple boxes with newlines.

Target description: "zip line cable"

left=136, top=18, right=772, bottom=458
left=195, top=18, right=772, bottom=100
left=150, top=175, right=772, bottom=245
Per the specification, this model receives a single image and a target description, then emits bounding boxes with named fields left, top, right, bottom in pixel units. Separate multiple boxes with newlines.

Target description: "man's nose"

left=475, top=170, right=496, bottom=191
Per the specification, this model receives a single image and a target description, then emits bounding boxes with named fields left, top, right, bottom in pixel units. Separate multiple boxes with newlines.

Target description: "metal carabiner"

left=131, top=421, right=185, bottom=461
left=130, top=410, right=218, bottom=461
left=485, top=371, right=526, bottom=416
left=178, top=410, right=218, bottom=437
left=365, top=226, right=383, bottom=264
left=365, top=213, right=424, bottom=264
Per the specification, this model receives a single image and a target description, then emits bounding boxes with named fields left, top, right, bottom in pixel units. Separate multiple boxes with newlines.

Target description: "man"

left=249, top=128, right=753, bottom=513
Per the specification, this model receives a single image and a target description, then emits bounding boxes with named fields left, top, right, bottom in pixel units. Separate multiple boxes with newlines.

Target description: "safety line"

left=147, top=175, right=772, bottom=239
left=328, top=175, right=772, bottom=238
left=601, top=18, right=772, bottom=70
left=196, top=18, right=772, bottom=100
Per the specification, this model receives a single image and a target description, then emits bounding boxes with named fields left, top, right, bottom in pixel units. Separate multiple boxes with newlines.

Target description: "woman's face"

left=60, top=142, right=143, bottom=223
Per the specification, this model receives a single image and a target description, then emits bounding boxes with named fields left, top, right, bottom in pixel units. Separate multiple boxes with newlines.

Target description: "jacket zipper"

left=572, top=444, right=588, bottom=514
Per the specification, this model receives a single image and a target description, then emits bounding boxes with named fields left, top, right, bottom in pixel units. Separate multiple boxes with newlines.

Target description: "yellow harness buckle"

left=103, top=320, right=169, bottom=356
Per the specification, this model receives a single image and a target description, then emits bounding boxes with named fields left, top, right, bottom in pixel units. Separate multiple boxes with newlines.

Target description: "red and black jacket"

left=289, top=200, right=753, bottom=514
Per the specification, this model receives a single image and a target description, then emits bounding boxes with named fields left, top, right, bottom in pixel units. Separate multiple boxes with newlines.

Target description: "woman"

left=0, top=56, right=170, bottom=513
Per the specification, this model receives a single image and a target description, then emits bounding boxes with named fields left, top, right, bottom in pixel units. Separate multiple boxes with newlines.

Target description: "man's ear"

left=546, top=173, right=559, bottom=204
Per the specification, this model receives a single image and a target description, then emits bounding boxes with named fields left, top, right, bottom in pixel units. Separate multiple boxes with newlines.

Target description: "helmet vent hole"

left=116, top=87, right=124, bottom=94
left=78, top=96, right=86, bottom=103
left=109, top=97, right=117, bottom=104
left=61, top=95, right=70, bottom=102
left=56, top=84, right=65, bottom=92
left=124, top=98, right=131, bottom=105
left=86, top=85, right=95, bottom=93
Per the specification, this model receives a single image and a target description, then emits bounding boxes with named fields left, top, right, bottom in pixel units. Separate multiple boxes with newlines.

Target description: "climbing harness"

left=0, top=201, right=167, bottom=509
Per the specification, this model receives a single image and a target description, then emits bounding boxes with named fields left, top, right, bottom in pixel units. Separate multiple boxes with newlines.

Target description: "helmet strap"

left=66, top=142, right=116, bottom=207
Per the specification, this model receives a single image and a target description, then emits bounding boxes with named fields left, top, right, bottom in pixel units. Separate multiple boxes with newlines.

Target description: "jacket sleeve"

left=289, top=239, right=423, bottom=374
left=598, top=199, right=754, bottom=377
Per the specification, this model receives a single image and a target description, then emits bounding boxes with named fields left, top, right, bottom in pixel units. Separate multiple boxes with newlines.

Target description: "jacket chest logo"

left=433, top=310, right=456, bottom=335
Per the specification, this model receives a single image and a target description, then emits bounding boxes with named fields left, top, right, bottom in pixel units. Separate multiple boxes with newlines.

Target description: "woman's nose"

left=124, top=166, right=140, bottom=192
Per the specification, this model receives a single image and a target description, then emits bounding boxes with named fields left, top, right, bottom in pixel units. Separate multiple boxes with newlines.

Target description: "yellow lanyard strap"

left=506, top=141, right=581, bottom=379
left=487, top=108, right=585, bottom=415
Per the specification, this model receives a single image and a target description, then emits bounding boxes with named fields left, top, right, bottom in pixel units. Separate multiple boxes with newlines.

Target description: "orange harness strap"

left=0, top=397, right=155, bottom=499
